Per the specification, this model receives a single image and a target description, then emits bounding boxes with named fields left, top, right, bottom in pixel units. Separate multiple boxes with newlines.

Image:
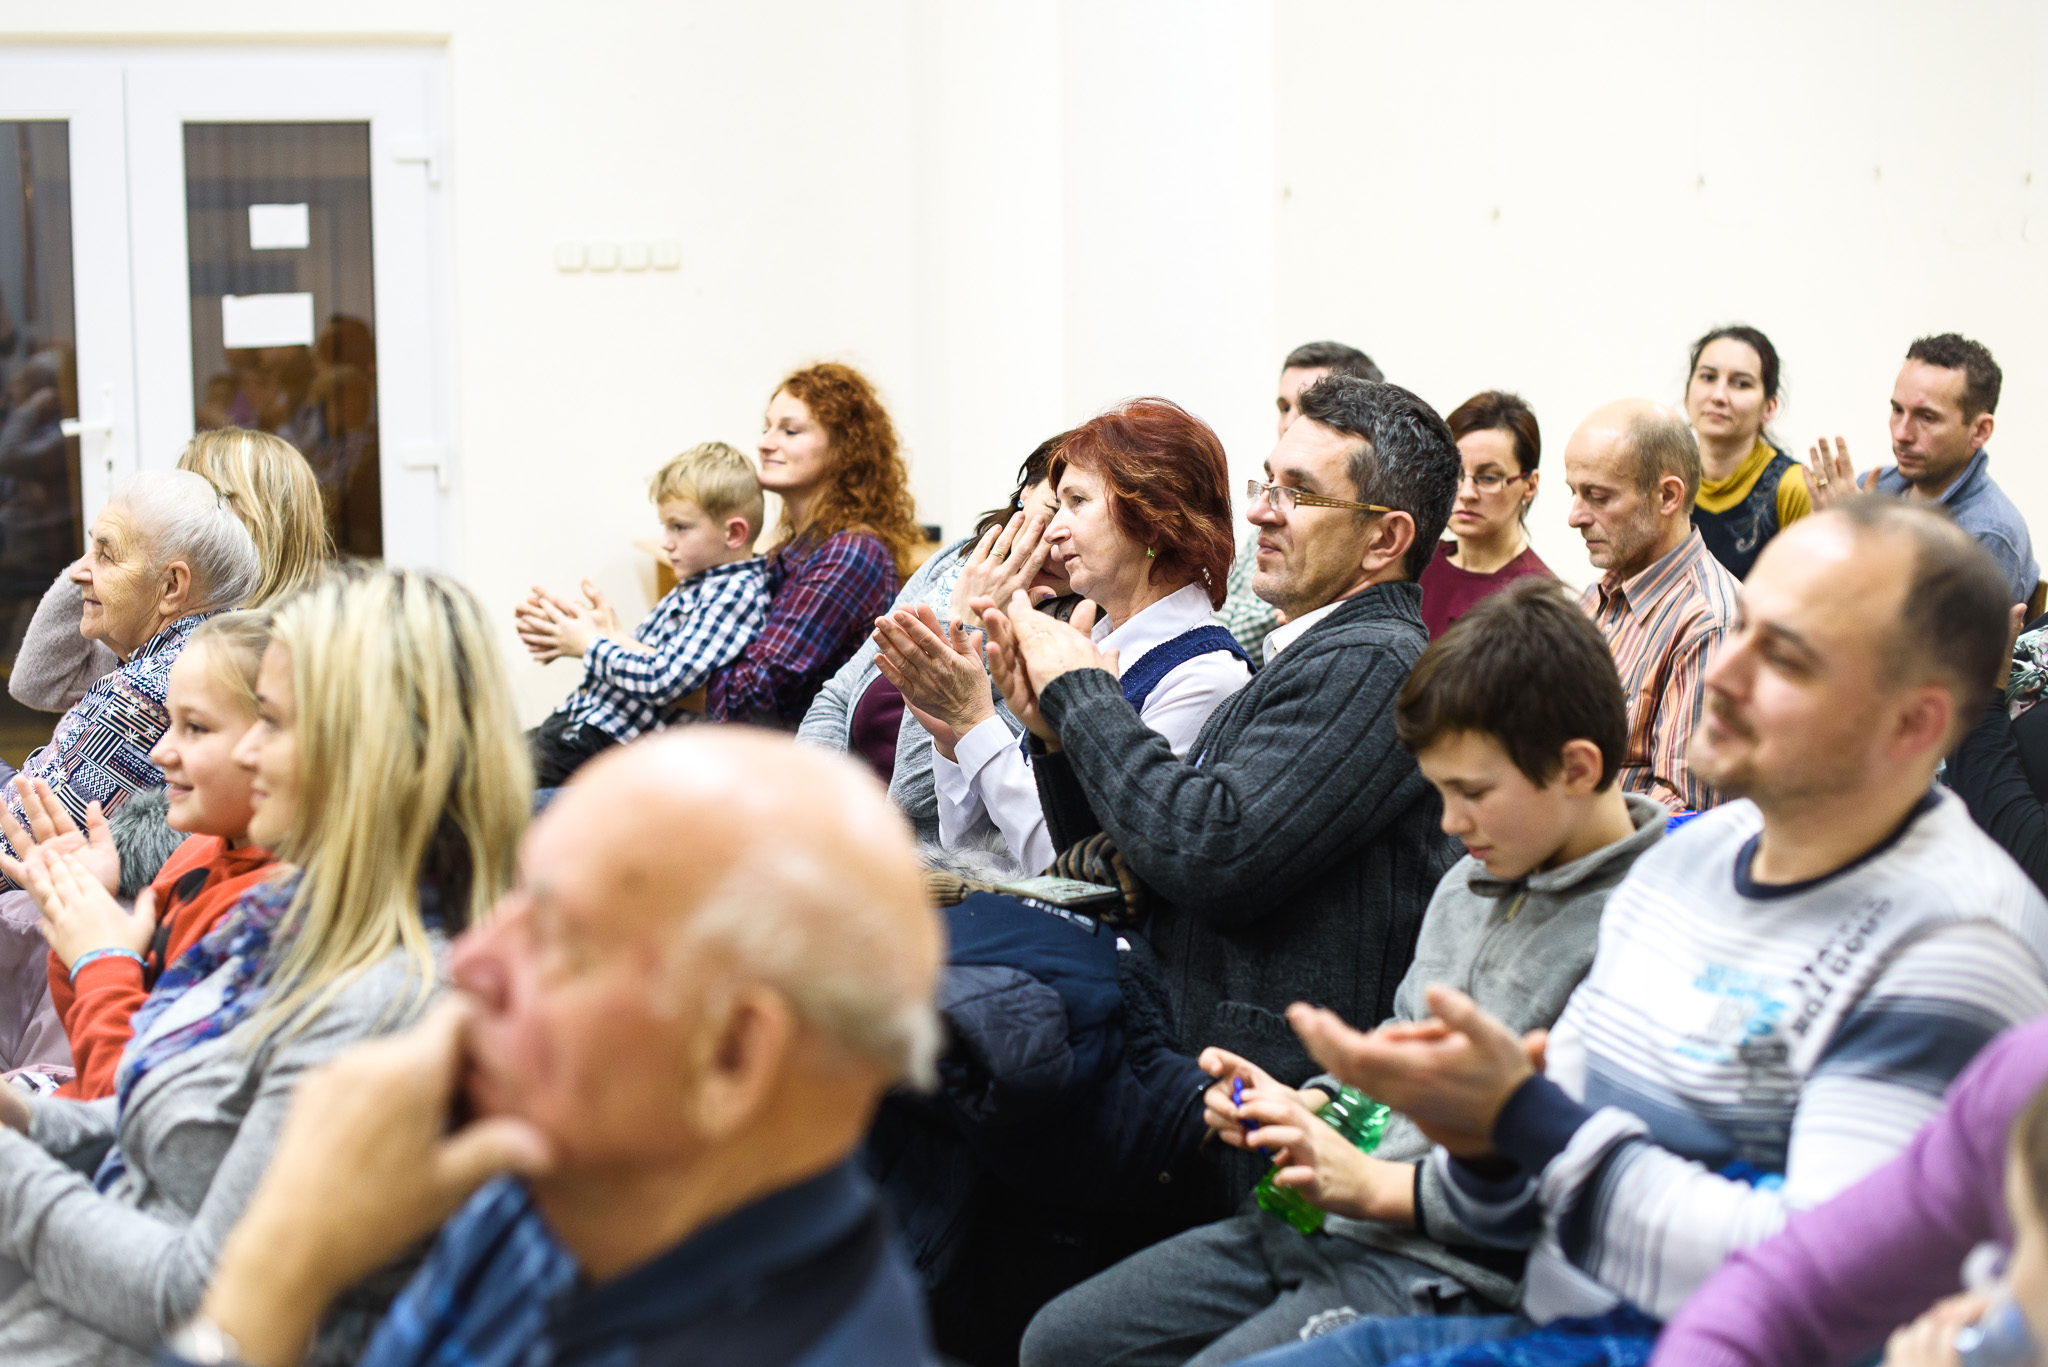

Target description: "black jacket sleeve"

left=1948, top=693, right=2048, bottom=895
left=1033, top=632, right=1429, bottom=930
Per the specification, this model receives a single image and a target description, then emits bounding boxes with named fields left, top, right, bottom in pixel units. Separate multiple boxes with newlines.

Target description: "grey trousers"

left=1019, top=1205, right=1500, bottom=1367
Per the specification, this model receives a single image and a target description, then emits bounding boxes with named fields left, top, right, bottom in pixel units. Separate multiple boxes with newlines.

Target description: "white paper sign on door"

left=248, top=203, right=311, bottom=250
left=221, top=292, right=315, bottom=349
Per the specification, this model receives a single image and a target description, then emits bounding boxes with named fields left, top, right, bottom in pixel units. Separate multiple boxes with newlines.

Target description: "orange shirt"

left=48, top=834, right=277, bottom=1099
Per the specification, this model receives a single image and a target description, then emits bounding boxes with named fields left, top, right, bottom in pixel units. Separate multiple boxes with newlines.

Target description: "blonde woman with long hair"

left=0, top=566, right=529, bottom=1366
left=9, top=426, right=334, bottom=714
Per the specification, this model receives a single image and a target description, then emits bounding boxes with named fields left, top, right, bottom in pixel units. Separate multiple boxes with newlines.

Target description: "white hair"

left=109, top=468, right=261, bottom=612
left=680, top=837, right=944, bottom=1092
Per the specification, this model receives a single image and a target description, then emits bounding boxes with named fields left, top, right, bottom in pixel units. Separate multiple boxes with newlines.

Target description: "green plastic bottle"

left=1253, top=1084, right=1391, bottom=1235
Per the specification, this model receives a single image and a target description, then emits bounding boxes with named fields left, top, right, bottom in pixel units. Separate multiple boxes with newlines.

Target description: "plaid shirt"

left=1579, top=527, right=1739, bottom=812
left=2, top=612, right=208, bottom=867
left=556, top=558, right=770, bottom=742
left=707, top=529, right=898, bottom=728
left=1212, top=531, right=1276, bottom=656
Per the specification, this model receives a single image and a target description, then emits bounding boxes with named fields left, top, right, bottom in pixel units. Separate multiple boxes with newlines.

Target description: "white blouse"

left=931, top=582, right=1251, bottom=874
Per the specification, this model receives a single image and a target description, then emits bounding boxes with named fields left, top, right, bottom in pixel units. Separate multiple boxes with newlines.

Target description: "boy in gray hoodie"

left=1020, top=577, right=1669, bottom=1367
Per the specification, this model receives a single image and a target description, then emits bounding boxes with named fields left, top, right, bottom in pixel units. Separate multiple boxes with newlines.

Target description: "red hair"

left=773, top=362, right=922, bottom=578
left=1049, top=398, right=1236, bottom=607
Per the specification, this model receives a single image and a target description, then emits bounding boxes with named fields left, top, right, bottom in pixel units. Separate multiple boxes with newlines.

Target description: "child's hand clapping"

left=515, top=581, right=617, bottom=662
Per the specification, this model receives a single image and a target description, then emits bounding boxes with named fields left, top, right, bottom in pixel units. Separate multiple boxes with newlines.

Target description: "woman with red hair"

left=704, top=362, right=921, bottom=727
left=875, top=398, right=1251, bottom=873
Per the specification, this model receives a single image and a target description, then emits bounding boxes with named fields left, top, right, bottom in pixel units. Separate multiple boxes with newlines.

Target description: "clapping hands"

left=0, top=778, right=154, bottom=971
left=514, top=580, right=627, bottom=662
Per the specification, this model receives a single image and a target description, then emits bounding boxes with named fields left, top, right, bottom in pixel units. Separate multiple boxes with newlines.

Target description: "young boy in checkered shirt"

left=516, top=442, right=771, bottom=785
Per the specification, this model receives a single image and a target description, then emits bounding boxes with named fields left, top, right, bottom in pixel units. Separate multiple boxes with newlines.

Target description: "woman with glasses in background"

left=1418, top=390, right=1553, bottom=637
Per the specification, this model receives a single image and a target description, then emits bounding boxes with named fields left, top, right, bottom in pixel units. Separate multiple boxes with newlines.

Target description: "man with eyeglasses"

left=976, top=374, right=1463, bottom=1210
left=1564, top=398, right=1739, bottom=811
left=1214, top=342, right=1386, bottom=656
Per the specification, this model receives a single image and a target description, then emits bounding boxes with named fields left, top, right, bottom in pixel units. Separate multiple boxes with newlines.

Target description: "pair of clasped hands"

left=868, top=510, right=1105, bottom=760
left=1196, top=988, right=1552, bottom=1225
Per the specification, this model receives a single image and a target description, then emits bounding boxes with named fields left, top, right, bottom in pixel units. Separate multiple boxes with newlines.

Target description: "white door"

left=122, top=47, right=455, bottom=568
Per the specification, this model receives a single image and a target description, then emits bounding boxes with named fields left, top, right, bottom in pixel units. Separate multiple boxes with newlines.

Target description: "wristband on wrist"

left=68, top=947, right=147, bottom=980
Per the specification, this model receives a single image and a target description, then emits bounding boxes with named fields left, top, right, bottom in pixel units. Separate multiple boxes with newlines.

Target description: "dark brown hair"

left=1048, top=398, right=1236, bottom=608
left=773, top=362, right=922, bottom=578
left=1445, top=390, right=1541, bottom=474
left=973, top=431, right=1072, bottom=540
left=1396, top=577, right=1629, bottom=788
left=1832, top=495, right=2011, bottom=744
left=1907, top=332, right=2002, bottom=418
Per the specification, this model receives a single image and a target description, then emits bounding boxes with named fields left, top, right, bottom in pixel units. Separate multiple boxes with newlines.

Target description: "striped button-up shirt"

left=1578, top=527, right=1738, bottom=811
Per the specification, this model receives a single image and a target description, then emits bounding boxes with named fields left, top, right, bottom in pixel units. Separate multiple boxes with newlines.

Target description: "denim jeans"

left=1231, top=1312, right=1531, bottom=1367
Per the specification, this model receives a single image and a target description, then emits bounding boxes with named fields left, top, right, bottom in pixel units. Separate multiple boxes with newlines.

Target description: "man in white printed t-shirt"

left=1240, top=497, right=2048, bottom=1367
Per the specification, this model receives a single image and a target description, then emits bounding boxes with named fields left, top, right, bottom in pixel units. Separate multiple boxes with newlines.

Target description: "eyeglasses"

left=1462, top=470, right=1527, bottom=494
left=1245, top=477, right=1393, bottom=515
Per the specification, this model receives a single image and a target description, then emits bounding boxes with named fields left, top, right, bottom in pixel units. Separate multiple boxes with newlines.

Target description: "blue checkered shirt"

left=2, top=611, right=208, bottom=869
left=555, top=558, right=770, bottom=743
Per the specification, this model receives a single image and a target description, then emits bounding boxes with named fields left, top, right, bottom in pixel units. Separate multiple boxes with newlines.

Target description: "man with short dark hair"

left=1846, top=334, right=2035, bottom=607
left=1250, top=499, right=2048, bottom=1367
left=1565, top=398, right=1739, bottom=810
left=978, top=376, right=1462, bottom=1204
left=1217, top=342, right=1387, bottom=654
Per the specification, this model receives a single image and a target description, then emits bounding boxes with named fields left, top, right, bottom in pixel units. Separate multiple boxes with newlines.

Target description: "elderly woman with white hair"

left=0, top=469, right=258, bottom=860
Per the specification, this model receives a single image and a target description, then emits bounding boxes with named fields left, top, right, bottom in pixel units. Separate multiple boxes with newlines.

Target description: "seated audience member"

left=1684, top=325, right=1810, bottom=579
left=0, top=613, right=276, bottom=1099
left=1020, top=578, right=1664, bottom=1367
left=153, top=730, right=941, bottom=1367
left=514, top=442, right=771, bottom=786
left=0, top=566, right=527, bottom=1362
left=880, top=399, right=1251, bottom=875
left=799, top=436, right=1073, bottom=838
left=1809, top=333, right=2038, bottom=607
left=1652, top=1020, right=2048, bottom=1367
left=977, top=376, right=1464, bottom=1160
left=10, top=427, right=330, bottom=714
left=1238, top=499, right=2048, bottom=1367
left=1948, top=609, right=2048, bottom=893
left=0, top=469, right=260, bottom=864
left=1218, top=342, right=1386, bottom=656
left=1420, top=391, right=1552, bottom=637
left=704, top=362, right=920, bottom=728
left=1566, top=398, right=1738, bottom=810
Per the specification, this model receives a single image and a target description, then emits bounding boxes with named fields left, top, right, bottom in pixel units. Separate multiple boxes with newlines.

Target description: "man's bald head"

left=1570, top=398, right=1701, bottom=507
left=554, top=729, right=943, bottom=1086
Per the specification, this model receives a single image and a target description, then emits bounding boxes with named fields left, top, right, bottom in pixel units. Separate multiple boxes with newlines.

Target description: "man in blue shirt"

left=1814, top=333, right=2037, bottom=607
left=157, top=730, right=943, bottom=1367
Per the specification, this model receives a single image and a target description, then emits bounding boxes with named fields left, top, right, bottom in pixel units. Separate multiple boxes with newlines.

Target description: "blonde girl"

left=0, top=566, right=529, bottom=1364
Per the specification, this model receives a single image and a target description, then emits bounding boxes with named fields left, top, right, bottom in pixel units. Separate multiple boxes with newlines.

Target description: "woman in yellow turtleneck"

left=1684, top=324, right=1811, bottom=579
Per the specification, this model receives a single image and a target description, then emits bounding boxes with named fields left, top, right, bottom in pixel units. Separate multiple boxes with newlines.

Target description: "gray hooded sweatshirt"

left=1311, top=792, right=1668, bottom=1306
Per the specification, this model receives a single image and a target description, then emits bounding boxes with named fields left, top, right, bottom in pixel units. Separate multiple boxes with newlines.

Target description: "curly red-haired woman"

left=878, top=397, right=1253, bottom=873
left=705, top=362, right=922, bottom=726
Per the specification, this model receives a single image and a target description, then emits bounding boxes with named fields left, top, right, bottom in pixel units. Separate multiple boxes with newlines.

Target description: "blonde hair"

left=185, top=610, right=270, bottom=719
left=178, top=427, right=334, bottom=608
left=649, top=441, right=765, bottom=539
left=254, top=566, right=531, bottom=1037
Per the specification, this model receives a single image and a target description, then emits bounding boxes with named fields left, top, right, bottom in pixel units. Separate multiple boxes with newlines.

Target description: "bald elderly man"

left=158, top=731, right=944, bottom=1367
left=1564, top=399, right=1739, bottom=810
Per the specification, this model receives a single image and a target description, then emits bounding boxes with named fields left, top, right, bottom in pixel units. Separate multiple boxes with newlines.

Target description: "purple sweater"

left=1652, top=1014, right=2048, bottom=1367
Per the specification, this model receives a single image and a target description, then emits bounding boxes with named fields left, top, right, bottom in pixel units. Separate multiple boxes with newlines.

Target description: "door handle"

left=59, top=384, right=116, bottom=474
left=397, top=440, right=452, bottom=492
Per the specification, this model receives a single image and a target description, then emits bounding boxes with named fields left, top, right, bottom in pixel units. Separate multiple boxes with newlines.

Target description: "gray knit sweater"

left=1034, top=582, right=1461, bottom=1089
left=8, top=575, right=118, bottom=714
left=1313, top=793, right=1668, bottom=1306
left=0, top=940, right=440, bottom=1366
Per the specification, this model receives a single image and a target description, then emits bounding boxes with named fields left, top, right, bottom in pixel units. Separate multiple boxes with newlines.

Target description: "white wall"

left=1274, top=0, right=2048, bottom=590
left=2, top=0, right=2042, bottom=717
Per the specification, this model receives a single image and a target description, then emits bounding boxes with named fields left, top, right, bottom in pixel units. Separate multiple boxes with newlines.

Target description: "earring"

left=1146, top=547, right=1156, bottom=558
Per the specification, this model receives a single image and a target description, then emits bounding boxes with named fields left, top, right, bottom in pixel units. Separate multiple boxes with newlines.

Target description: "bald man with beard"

left=160, top=730, right=945, bottom=1367
left=1564, top=399, right=1740, bottom=811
